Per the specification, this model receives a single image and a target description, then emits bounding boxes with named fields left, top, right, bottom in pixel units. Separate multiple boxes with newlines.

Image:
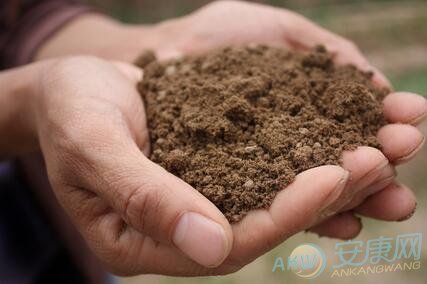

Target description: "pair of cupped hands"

left=13, top=0, right=426, bottom=276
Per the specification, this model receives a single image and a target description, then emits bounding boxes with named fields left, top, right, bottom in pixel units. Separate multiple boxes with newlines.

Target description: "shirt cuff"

left=2, top=1, right=94, bottom=68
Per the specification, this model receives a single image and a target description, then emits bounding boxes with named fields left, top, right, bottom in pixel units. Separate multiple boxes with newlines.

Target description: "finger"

left=282, top=12, right=390, bottom=87
left=340, top=164, right=396, bottom=211
left=226, top=166, right=348, bottom=262
left=111, top=61, right=144, bottom=83
left=309, top=212, right=362, bottom=240
left=377, top=124, right=425, bottom=164
left=355, top=183, right=416, bottom=221
left=383, top=92, right=427, bottom=125
left=339, top=146, right=390, bottom=203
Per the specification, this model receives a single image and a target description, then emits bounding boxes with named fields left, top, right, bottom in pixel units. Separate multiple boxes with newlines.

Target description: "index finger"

left=281, top=12, right=391, bottom=88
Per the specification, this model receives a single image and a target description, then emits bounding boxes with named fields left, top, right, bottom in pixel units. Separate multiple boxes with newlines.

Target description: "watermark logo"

left=331, top=233, right=422, bottom=278
left=272, top=233, right=423, bottom=279
left=272, top=243, right=326, bottom=279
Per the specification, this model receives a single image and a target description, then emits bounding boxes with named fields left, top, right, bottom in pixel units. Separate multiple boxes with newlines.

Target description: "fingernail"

left=321, top=170, right=350, bottom=212
left=173, top=212, right=229, bottom=267
left=394, top=136, right=425, bottom=165
left=365, top=174, right=395, bottom=196
left=371, top=67, right=392, bottom=89
left=409, top=111, right=427, bottom=125
left=356, top=159, right=389, bottom=190
left=397, top=202, right=417, bottom=222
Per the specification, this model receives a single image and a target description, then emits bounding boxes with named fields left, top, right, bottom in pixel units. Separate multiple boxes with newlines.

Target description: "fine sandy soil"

left=138, top=45, right=388, bottom=222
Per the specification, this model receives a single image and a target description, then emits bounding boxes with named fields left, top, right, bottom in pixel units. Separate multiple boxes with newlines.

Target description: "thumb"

left=36, top=57, right=232, bottom=268
left=111, top=61, right=143, bottom=83
left=120, top=147, right=234, bottom=268
left=81, top=139, right=233, bottom=268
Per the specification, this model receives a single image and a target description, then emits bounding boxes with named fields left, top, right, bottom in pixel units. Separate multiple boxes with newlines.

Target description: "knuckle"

left=123, top=180, right=165, bottom=232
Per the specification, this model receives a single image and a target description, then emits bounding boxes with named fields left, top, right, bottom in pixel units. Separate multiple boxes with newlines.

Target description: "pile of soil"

left=137, top=45, right=388, bottom=222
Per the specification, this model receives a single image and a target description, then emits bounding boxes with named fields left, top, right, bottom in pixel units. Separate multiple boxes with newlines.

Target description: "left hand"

left=34, top=0, right=426, bottom=241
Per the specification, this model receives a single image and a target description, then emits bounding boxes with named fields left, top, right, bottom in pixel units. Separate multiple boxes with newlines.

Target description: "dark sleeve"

left=0, top=0, right=94, bottom=70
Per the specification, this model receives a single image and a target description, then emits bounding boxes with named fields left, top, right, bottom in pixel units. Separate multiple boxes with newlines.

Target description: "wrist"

left=35, top=12, right=186, bottom=62
left=35, top=13, right=127, bottom=60
left=0, top=61, right=49, bottom=157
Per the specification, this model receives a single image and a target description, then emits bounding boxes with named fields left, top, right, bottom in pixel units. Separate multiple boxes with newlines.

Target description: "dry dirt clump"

left=137, top=45, right=389, bottom=222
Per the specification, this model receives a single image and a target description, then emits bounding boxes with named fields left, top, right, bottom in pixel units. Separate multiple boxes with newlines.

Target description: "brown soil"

left=137, top=45, right=389, bottom=223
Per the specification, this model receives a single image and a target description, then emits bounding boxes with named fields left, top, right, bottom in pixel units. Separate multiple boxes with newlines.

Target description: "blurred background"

left=80, top=0, right=427, bottom=283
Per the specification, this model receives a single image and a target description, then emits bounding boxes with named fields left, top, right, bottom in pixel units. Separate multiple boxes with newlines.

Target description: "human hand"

left=149, top=0, right=426, bottom=239
left=28, top=0, right=427, bottom=273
